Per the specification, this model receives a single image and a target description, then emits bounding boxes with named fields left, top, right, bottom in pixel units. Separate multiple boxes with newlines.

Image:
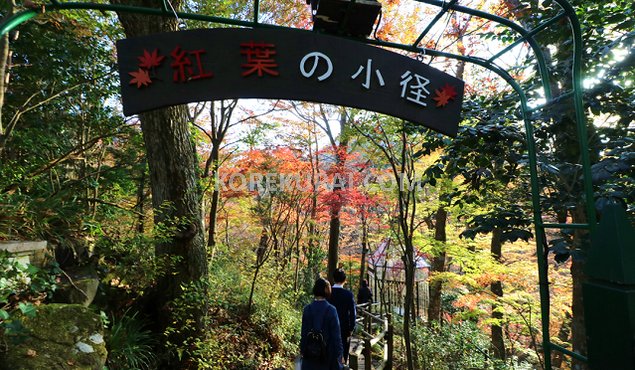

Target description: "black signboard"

left=117, top=28, right=464, bottom=137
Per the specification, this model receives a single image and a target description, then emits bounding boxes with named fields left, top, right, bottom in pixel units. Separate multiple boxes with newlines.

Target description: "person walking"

left=301, top=277, right=344, bottom=370
left=327, top=269, right=356, bottom=364
left=357, top=279, right=373, bottom=305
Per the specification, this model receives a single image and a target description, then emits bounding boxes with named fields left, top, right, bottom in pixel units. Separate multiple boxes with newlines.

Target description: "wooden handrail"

left=349, top=305, right=393, bottom=370
left=359, top=312, right=384, bottom=324
left=370, top=330, right=386, bottom=346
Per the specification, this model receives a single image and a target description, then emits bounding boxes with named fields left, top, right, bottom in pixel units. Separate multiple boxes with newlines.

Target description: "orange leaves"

left=455, top=292, right=489, bottom=311
left=128, top=68, right=152, bottom=88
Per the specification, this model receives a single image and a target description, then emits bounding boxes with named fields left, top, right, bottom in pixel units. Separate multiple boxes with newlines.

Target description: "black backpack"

left=304, top=305, right=328, bottom=363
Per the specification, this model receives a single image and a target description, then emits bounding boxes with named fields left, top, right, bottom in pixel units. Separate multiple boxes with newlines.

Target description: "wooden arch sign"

left=117, top=28, right=464, bottom=137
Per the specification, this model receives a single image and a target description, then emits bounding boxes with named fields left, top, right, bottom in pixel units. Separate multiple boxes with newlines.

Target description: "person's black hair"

left=333, top=268, right=346, bottom=283
left=312, top=277, right=332, bottom=298
left=361, top=279, right=368, bottom=288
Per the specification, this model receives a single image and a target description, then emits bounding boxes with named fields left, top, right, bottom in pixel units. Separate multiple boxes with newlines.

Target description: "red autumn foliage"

left=138, top=49, right=165, bottom=69
left=128, top=68, right=152, bottom=88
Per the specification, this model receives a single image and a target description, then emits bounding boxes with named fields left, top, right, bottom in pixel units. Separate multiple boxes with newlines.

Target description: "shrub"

left=106, top=309, right=157, bottom=370
left=175, top=252, right=301, bottom=370
left=412, top=320, right=492, bottom=369
left=410, top=320, right=534, bottom=370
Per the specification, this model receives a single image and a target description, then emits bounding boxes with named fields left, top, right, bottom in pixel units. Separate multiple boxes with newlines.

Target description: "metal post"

left=350, top=352, right=359, bottom=369
left=519, top=89, right=554, bottom=370
left=364, top=313, right=372, bottom=370
left=253, top=0, right=260, bottom=23
left=553, top=0, right=597, bottom=229
left=386, top=313, right=393, bottom=370
left=584, top=203, right=634, bottom=368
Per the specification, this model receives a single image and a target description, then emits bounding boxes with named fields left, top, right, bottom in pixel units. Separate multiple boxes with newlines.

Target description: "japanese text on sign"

left=118, top=28, right=465, bottom=136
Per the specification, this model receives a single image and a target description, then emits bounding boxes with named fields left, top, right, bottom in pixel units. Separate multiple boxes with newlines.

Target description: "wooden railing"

left=349, top=303, right=393, bottom=370
left=377, top=278, right=429, bottom=320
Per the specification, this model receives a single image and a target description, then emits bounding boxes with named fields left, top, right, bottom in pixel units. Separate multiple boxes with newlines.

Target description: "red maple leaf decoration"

left=138, top=49, right=165, bottom=69
left=129, top=68, right=152, bottom=88
left=432, top=83, right=458, bottom=107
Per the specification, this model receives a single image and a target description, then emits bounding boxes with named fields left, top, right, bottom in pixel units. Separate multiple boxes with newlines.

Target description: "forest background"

left=0, top=0, right=633, bottom=369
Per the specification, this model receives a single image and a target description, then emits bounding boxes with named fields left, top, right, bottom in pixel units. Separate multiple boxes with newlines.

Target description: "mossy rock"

left=0, top=304, right=107, bottom=370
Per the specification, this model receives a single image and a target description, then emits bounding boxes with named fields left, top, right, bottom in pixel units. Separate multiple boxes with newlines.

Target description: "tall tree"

left=194, top=100, right=282, bottom=258
left=293, top=104, right=352, bottom=281
left=194, top=100, right=238, bottom=258
left=441, top=100, right=530, bottom=359
left=110, top=1, right=208, bottom=365
left=419, top=8, right=479, bottom=325
left=354, top=115, right=430, bottom=370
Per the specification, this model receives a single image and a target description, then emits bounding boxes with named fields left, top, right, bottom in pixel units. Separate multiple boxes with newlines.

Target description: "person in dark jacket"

left=327, top=269, right=356, bottom=364
left=357, top=279, right=373, bottom=305
left=301, top=277, right=343, bottom=370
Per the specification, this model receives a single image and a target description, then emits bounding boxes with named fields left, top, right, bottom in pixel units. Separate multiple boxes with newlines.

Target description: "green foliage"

left=592, top=135, right=635, bottom=216
left=95, top=232, right=178, bottom=292
left=0, top=7, right=146, bottom=249
left=0, top=11, right=143, bottom=258
left=0, top=251, right=60, bottom=342
left=411, top=320, right=533, bottom=370
left=163, top=279, right=210, bottom=363
left=0, top=252, right=60, bottom=306
left=164, top=252, right=301, bottom=369
left=106, top=310, right=157, bottom=370
left=411, top=320, right=489, bottom=369
left=460, top=205, right=533, bottom=243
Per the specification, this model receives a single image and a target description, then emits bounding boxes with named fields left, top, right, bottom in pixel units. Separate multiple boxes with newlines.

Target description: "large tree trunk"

left=552, top=117, right=597, bottom=370
left=428, top=207, right=447, bottom=323
left=142, top=106, right=208, bottom=357
left=138, top=106, right=208, bottom=366
left=111, top=3, right=208, bottom=366
left=490, top=227, right=506, bottom=360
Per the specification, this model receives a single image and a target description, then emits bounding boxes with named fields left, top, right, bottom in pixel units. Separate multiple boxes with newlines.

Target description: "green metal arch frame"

left=0, top=1, right=596, bottom=367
